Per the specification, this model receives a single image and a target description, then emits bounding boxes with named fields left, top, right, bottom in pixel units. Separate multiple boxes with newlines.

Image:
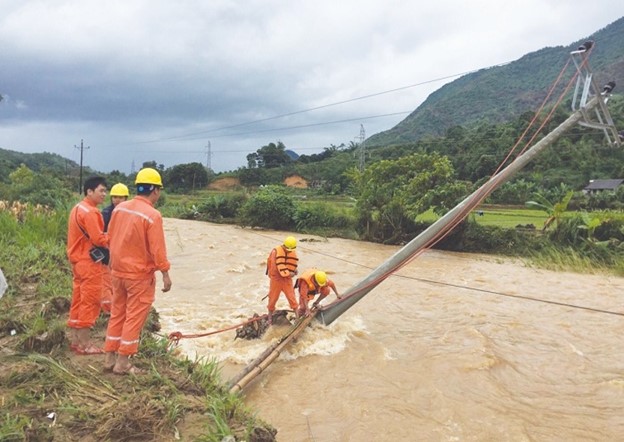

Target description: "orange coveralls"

left=66, top=198, right=109, bottom=329
left=266, top=245, right=299, bottom=313
left=104, top=196, right=170, bottom=356
left=295, top=268, right=336, bottom=316
left=101, top=267, right=113, bottom=313
left=100, top=204, right=116, bottom=313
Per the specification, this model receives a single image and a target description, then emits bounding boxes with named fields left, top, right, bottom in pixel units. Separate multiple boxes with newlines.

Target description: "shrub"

left=195, top=193, right=247, bottom=222
left=594, top=218, right=624, bottom=242
left=437, top=220, right=544, bottom=255
left=294, top=202, right=355, bottom=231
left=548, top=214, right=587, bottom=246
left=1, top=165, right=72, bottom=209
left=238, top=186, right=296, bottom=229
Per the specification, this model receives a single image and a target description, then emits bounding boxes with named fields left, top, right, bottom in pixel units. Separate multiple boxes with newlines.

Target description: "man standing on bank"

left=67, top=176, right=109, bottom=355
left=103, top=168, right=172, bottom=375
left=100, top=183, right=129, bottom=314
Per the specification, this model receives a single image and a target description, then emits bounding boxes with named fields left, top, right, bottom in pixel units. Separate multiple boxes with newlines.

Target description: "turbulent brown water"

left=155, top=218, right=624, bottom=441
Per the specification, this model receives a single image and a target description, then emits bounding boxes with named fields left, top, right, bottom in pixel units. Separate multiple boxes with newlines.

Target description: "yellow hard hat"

left=283, top=236, right=297, bottom=251
left=109, top=183, right=129, bottom=197
left=135, top=168, right=163, bottom=187
left=314, top=271, right=327, bottom=286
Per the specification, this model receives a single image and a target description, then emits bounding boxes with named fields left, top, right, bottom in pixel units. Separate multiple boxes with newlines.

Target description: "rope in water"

left=167, top=313, right=268, bottom=344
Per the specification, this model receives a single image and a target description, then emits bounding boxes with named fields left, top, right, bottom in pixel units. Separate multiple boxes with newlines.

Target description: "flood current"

left=155, top=218, right=624, bottom=441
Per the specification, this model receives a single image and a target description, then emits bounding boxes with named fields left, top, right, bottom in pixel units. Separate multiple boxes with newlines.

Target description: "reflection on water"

left=156, top=219, right=624, bottom=441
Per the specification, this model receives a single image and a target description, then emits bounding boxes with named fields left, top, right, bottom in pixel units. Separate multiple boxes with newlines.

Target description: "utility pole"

left=74, top=139, right=90, bottom=193
left=205, top=141, right=212, bottom=171
left=358, top=124, right=366, bottom=171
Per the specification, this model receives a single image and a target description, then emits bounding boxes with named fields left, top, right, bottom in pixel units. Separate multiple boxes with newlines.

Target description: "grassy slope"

left=0, top=205, right=276, bottom=442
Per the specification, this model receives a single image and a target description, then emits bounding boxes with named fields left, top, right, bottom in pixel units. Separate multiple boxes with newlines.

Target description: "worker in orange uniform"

left=295, top=269, right=340, bottom=317
left=100, top=183, right=129, bottom=314
left=266, top=236, right=299, bottom=324
left=103, top=168, right=172, bottom=375
left=67, top=176, right=109, bottom=355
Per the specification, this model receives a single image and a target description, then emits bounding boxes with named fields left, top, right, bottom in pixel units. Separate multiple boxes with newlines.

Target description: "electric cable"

left=250, top=231, right=624, bottom=318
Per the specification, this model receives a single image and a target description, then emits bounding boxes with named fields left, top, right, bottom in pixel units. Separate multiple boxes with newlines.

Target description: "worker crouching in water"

left=266, top=236, right=299, bottom=324
left=295, top=269, right=340, bottom=317
left=100, top=183, right=129, bottom=314
left=103, top=168, right=172, bottom=375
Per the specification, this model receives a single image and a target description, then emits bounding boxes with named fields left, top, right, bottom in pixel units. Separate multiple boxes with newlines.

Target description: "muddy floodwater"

left=154, top=218, right=624, bottom=441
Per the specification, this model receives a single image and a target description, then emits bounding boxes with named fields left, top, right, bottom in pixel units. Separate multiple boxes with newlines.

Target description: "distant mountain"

left=366, top=17, right=624, bottom=147
left=285, top=149, right=300, bottom=160
left=0, top=148, right=81, bottom=182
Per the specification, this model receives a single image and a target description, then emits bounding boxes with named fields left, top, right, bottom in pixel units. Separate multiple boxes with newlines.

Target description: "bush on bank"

left=160, top=186, right=624, bottom=275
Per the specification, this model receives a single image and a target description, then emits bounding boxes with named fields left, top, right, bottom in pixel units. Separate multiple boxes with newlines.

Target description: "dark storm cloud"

left=0, top=1, right=622, bottom=172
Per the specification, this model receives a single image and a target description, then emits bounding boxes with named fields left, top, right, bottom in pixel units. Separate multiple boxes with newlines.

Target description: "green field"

left=418, top=205, right=624, bottom=229
left=469, top=206, right=548, bottom=228
left=417, top=206, right=546, bottom=228
left=163, top=190, right=623, bottom=232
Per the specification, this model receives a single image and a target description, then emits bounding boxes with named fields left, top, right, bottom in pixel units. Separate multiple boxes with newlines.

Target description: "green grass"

left=0, top=204, right=276, bottom=441
left=471, top=207, right=547, bottom=228
left=528, top=245, right=624, bottom=276
left=418, top=205, right=624, bottom=229
left=417, top=206, right=546, bottom=227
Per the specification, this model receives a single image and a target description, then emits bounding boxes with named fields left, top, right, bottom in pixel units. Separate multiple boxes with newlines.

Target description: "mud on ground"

left=0, top=289, right=276, bottom=442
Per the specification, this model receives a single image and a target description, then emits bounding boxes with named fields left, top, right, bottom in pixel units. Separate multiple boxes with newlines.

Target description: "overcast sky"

left=0, top=1, right=622, bottom=174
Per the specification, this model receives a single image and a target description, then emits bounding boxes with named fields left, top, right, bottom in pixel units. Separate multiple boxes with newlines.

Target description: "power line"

left=170, top=111, right=409, bottom=142
left=250, top=231, right=624, bottom=318
left=102, top=62, right=513, bottom=148
left=110, top=126, right=610, bottom=156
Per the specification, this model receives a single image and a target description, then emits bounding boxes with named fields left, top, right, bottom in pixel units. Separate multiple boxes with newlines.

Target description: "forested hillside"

left=237, top=91, right=624, bottom=194
left=0, top=148, right=81, bottom=182
left=366, top=16, right=624, bottom=147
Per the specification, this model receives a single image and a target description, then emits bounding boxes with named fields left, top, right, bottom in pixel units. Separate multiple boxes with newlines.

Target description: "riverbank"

left=0, top=208, right=276, bottom=441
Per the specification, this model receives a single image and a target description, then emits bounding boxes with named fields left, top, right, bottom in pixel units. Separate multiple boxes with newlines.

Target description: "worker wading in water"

left=100, top=183, right=129, bottom=314
left=66, top=176, right=109, bottom=355
left=103, top=168, right=172, bottom=375
left=295, top=269, right=340, bottom=317
left=266, top=236, right=299, bottom=324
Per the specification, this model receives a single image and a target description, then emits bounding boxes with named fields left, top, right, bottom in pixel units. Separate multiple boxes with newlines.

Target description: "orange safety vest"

left=267, top=245, right=298, bottom=278
left=296, top=268, right=321, bottom=295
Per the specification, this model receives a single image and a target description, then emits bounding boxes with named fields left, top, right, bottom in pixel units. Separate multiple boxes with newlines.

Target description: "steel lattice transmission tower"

left=357, top=124, right=366, bottom=170
left=205, top=141, right=212, bottom=171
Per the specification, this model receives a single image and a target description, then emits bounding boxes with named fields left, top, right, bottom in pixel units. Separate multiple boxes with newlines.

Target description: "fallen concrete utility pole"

left=318, top=42, right=620, bottom=326
left=228, top=311, right=318, bottom=393
left=227, top=42, right=620, bottom=392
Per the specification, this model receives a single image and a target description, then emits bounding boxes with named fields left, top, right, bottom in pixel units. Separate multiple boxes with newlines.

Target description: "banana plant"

left=525, top=190, right=574, bottom=231
left=577, top=212, right=604, bottom=243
